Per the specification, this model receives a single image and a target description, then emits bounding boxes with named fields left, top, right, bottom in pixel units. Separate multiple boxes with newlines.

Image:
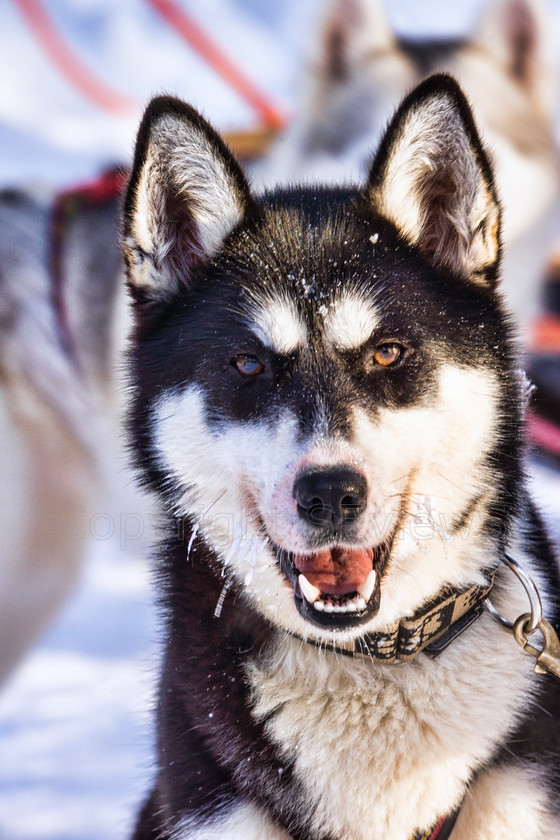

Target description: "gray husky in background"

left=124, top=75, right=560, bottom=839
left=261, top=0, right=560, bottom=331
left=0, top=188, right=122, bottom=682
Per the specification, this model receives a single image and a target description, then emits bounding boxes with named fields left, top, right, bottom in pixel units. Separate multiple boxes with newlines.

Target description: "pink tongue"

left=294, top=547, right=374, bottom=596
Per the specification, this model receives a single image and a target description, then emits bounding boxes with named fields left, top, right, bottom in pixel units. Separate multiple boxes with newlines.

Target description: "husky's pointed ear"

left=314, top=0, right=394, bottom=81
left=473, top=0, right=557, bottom=116
left=366, top=74, right=501, bottom=285
left=123, top=96, right=252, bottom=304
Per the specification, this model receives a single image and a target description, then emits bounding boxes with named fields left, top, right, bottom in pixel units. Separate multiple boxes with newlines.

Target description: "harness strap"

left=299, top=571, right=496, bottom=664
left=412, top=805, right=461, bottom=840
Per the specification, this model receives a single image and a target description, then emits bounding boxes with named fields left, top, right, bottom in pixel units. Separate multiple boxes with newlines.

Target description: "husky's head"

left=124, top=75, right=522, bottom=643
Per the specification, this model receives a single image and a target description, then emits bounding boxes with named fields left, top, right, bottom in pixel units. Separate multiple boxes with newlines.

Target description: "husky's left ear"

left=366, top=74, right=501, bottom=285
left=123, top=96, right=252, bottom=304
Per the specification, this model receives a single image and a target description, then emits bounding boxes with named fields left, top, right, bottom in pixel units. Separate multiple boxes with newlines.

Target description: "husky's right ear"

left=366, top=74, right=501, bottom=286
left=123, top=96, right=252, bottom=304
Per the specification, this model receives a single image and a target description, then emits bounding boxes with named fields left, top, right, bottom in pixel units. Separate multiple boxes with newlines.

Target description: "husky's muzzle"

left=273, top=467, right=395, bottom=630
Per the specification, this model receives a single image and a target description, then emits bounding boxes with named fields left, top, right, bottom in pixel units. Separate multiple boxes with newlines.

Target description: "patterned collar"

left=291, top=570, right=496, bottom=664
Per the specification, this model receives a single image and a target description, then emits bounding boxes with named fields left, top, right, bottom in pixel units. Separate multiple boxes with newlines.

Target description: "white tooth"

left=356, top=597, right=367, bottom=611
left=313, top=601, right=325, bottom=611
left=333, top=604, right=342, bottom=613
left=357, top=570, right=377, bottom=601
left=323, top=603, right=334, bottom=613
left=298, top=574, right=321, bottom=604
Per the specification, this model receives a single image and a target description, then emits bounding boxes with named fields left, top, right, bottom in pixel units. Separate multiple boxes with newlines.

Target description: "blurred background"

left=2, top=1, right=560, bottom=838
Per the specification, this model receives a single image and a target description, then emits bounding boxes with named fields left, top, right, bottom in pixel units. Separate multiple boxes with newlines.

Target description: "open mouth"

left=275, top=540, right=393, bottom=629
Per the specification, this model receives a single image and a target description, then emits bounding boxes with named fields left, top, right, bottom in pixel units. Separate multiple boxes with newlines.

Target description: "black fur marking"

left=449, top=492, right=485, bottom=536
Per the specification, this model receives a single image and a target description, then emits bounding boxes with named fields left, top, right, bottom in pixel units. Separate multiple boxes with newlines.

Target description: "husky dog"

left=261, top=0, right=560, bottom=331
left=124, top=76, right=560, bottom=840
left=0, top=187, right=122, bottom=683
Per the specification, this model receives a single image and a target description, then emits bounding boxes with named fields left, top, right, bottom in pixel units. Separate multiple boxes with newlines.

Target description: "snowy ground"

left=0, top=542, right=157, bottom=840
left=2, top=1, right=560, bottom=838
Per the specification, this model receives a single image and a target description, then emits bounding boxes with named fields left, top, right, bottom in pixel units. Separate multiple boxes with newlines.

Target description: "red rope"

left=146, top=0, right=286, bottom=130
left=13, top=0, right=135, bottom=114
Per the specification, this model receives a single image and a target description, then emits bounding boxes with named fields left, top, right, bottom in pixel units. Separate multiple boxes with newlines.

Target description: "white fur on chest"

left=248, top=607, right=536, bottom=840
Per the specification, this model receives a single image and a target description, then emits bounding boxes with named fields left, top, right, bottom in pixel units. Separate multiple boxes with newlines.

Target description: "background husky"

left=0, top=186, right=122, bottom=683
left=261, top=0, right=560, bottom=331
left=124, top=76, right=560, bottom=840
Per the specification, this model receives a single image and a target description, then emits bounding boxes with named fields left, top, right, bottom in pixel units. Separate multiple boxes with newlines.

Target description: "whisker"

left=434, top=470, right=465, bottom=493
left=202, top=489, right=227, bottom=518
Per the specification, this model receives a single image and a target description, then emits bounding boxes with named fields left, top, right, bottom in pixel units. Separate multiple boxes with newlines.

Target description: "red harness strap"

left=413, top=807, right=460, bottom=840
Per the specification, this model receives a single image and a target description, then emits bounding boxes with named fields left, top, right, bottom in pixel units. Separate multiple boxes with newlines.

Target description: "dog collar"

left=294, top=570, right=496, bottom=664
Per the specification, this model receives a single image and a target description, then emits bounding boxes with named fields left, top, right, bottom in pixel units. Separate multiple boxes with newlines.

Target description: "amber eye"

left=372, top=343, right=404, bottom=367
left=232, top=355, right=265, bottom=377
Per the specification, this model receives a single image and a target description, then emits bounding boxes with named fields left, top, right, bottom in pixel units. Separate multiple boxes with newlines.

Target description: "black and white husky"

left=124, top=75, right=560, bottom=840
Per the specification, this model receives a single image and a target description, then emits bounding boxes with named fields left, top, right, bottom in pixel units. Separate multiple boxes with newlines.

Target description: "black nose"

left=293, top=468, right=367, bottom=532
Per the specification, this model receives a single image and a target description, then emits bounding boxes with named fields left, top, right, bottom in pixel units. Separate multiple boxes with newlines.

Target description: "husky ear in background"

left=258, top=0, right=416, bottom=185
left=308, top=0, right=404, bottom=96
left=123, top=97, right=253, bottom=305
left=367, top=74, right=501, bottom=286
left=455, top=0, right=559, bottom=233
left=262, top=0, right=557, bottom=186
left=455, top=0, right=560, bottom=327
left=470, top=0, right=557, bottom=118
left=62, top=185, right=124, bottom=399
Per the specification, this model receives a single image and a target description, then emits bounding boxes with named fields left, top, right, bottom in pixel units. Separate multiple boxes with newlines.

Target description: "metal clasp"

left=486, top=552, right=560, bottom=681
left=513, top=614, right=560, bottom=680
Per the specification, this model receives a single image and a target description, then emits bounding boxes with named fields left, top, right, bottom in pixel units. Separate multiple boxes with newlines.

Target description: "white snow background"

left=2, top=1, right=560, bottom=838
